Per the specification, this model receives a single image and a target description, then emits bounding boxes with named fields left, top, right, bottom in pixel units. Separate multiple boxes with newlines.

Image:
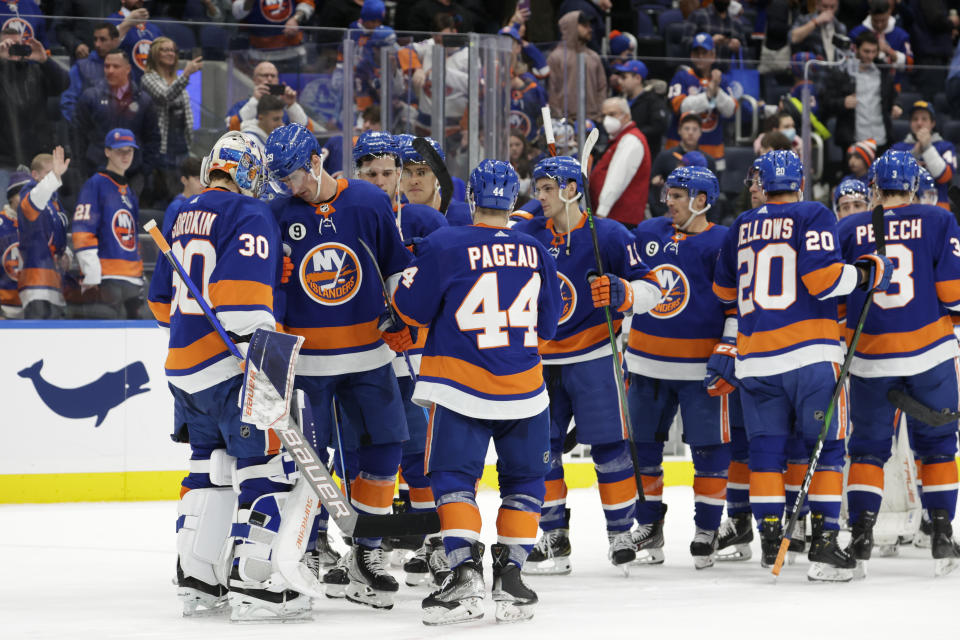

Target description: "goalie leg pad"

left=691, top=444, right=730, bottom=531
left=748, top=435, right=787, bottom=525
left=177, top=486, right=236, bottom=614
left=592, top=441, right=637, bottom=533
left=632, top=442, right=665, bottom=525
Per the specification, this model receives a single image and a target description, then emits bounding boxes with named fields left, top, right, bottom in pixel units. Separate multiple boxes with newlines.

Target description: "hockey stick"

left=887, top=388, right=960, bottom=427
left=771, top=205, right=887, bottom=576
left=541, top=106, right=557, bottom=157
left=356, top=237, right=417, bottom=384
left=579, top=128, right=646, bottom=503
left=144, top=221, right=438, bottom=539
left=412, top=137, right=452, bottom=214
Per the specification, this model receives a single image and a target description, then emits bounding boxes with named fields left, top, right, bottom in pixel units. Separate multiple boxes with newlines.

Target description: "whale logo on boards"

left=17, top=360, right=150, bottom=427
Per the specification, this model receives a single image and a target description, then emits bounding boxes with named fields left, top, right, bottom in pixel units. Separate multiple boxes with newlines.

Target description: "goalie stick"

left=887, top=388, right=960, bottom=427
left=144, top=221, right=438, bottom=539
left=772, top=205, right=887, bottom=577
left=412, top=137, right=452, bottom=214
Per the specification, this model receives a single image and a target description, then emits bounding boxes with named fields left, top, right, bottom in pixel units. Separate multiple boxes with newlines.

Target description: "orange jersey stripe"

left=351, top=476, right=396, bottom=510
left=729, top=461, right=750, bottom=485
left=72, top=231, right=98, bottom=250
left=496, top=507, right=539, bottom=539
left=692, top=476, right=727, bottom=501
left=266, top=429, right=281, bottom=455
left=397, top=47, right=421, bottom=71
left=741, top=318, right=841, bottom=356
left=698, top=143, right=725, bottom=159
left=438, top=501, right=482, bottom=534
left=166, top=331, right=230, bottom=370
left=922, top=461, right=959, bottom=487
left=284, top=319, right=381, bottom=350
left=936, top=279, right=960, bottom=303
left=0, top=289, right=20, bottom=304
left=19, top=193, right=42, bottom=222
left=801, top=263, right=843, bottom=297
left=18, top=267, right=61, bottom=290
left=641, top=474, right=664, bottom=497
left=419, top=354, right=544, bottom=396
left=750, top=471, right=785, bottom=497
left=544, top=478, right=568, bottom=503
left=713, top=282, right=737, bottom=302
left=598, top=476, right=638, bottom=506
left=851, top=316, right=954, bottom=355
left=148, top=300, right=171, bottom=324
left=849, top=462, right=884, bottom=489
left=809, top=470, right=843, bottom=496
left=540, top=320, right=621, bottom=355
left=101, top=258, right=143, bottom=278
left=628, top=330, right=717, bottom=359
left=209, top=279, right=272, bottom=309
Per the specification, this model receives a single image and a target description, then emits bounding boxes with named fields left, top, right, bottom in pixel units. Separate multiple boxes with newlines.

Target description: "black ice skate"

left=608, top=531, right=637, bottom=575
left=786, top=513, right=807, bottom=564
left=716, top=512, right=753, bottom=562
left=630, top=503, right=667, bottom=565
left=689, top=527, right=719, bottom=570
left=524, top=529, right=573, bottom=575
left=847, top=511, right=877, bottom=579
left=346, top=545, right=399, bottom=610
left=322, top=548, right=351, bottom=598
left=176, top=559, right=227, bottom=617
left=227, top=565, right=312, bottom=623
left=759, top=515, right=783, bottom=568
left=492, top=543, right=538, bottom=623
left=428, top=537, right=452, bottom=586
left=404, top=537, right=435, bottom=586
left=930, top=509, right=960, bottom=577
left=302, top=532, right=342, bottom=577
left=806, top=514, right=855, bottom=583
left=421, top=543, right=485, bottom=626
left=914, top=513, right=933, bottom=549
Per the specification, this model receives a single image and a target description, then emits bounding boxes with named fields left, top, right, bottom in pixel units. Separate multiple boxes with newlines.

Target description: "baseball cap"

left=105, top=128, right=139, bottom=149
left=910, top=100, right=936, bottom=120
left=613, top=59, right=648, bottom=79
left=691, top=32, right=714, bottom=52
left=6, top=170, right=30, bottom=200
left=681, top=151, right=708, bottom=168
left=498, top=25, right=522, bottom=43
left=609, top=30, right=637, bottom=56
left=679, top=111, right=701, bottom=126
left=360, top=0, right=386, bottom=22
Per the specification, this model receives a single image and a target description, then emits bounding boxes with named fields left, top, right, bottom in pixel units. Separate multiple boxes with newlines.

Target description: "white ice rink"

left=4, top=487, right=959, bottom=640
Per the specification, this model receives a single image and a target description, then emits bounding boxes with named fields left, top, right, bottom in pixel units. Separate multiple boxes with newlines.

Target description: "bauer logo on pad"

left=241, top=329, right=304, bottom=429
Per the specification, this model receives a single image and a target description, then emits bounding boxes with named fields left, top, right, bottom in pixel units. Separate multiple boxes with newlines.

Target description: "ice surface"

left=3, top=487, right=957, bottom=639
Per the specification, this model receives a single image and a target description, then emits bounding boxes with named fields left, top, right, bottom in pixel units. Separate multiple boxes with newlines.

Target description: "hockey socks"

left=748, top=435, right=787, bottom=526
left=351, top=442, right=402, bottom=547
left=807, top=440, right=845, bottom=531
left=919, top=457, right=959, bottom=519
left=692, top=444, right=730, bottom=531
left=633, top=442, right=664, bottom=525
left=592, top=440, right=638, bottom=533
left=540, top=465, right=569, bottom=532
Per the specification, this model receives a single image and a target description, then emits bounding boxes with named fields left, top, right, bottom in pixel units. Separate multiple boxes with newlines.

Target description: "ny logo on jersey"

left=112, top=209, right=138, bottom=252
left=649, top=265, right=690, bottom=319
left=664, top=241, right=679, bottom=255
left=301, top=242, right=362, bottom=305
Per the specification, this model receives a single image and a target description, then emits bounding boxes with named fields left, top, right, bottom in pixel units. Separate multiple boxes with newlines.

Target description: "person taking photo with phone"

left=224, top=61, right=318, bottom=133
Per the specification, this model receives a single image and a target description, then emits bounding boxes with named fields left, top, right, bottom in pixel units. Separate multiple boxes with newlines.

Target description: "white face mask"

left=782, top=127, right=797, bottom=141
left=603, top=115, right=622, bottom=136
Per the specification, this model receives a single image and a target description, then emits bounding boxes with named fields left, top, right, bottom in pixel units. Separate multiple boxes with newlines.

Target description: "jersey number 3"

left=456, top=272, right=541, bottom=348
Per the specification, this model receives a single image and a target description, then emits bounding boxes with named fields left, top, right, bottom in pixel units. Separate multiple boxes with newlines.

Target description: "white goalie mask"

left=201, top=131, right=268, bottom=198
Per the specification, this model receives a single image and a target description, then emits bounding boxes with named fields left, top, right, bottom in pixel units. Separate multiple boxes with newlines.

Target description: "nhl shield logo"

left=112, top=209, right=138, bottom=251
left=301, top=242, right=362, bottom=305
left=2, top=242, right=21, bottom=281
left=649, top=265, right=690, bottom=319
left=261, top=0, right=293, bottom=22
left=557, top=272, right=576, bottom=324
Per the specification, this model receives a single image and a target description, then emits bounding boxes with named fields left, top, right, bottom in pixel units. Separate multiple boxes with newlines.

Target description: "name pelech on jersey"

left=393, top=224, right=561, bottom=419
left=713, top=201, right=857, bottom=378
left=278, top=179, right=412, bottom=376
left=147, top=189, right=281, bottom=393
left=628, top=217, right=733, bottom=380
left=513, top=215, right=653, bottom=364
left=838, top=204, right=960, bottom=377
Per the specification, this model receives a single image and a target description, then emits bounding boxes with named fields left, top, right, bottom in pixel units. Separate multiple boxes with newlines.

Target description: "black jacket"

left=821, top=61, right=899, bottom=152
left=0, top=57, right=69, bottom=167
left=629, top=90, right=670, bottom=157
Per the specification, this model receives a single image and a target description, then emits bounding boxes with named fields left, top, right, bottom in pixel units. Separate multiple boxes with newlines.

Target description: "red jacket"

left=589, top=121, right=651, bottom=225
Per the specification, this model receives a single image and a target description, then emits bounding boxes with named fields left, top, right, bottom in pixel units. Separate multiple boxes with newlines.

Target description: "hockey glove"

left=280, top=255, right=294, bottom=284
left=405, top=236, right=425, bottom=255
left=704, top=337, right=738, bottom=396
left=855, top=253, right=893, bottom=293
left=379, top=309, right=417, bottom=352
left=589, top=272, right=634, bottom=312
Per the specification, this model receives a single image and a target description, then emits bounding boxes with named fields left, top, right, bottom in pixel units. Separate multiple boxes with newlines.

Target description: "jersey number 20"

left=455, top=272, right=541, bottom=348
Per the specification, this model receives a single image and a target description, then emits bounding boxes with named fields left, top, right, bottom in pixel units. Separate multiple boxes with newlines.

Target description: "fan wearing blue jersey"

left=393, top=160, right=561, bottom=625
left=513, top=155, right=661, bottom=575
left=266, top=123, right=414, bottom=610
left=712, top=150, right=893, bottom=582
left=838, top=150, right=960, bottom=577
left=396, top=135, right=473, bottom=227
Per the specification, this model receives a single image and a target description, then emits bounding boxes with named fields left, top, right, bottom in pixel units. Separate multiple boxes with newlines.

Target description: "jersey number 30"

left=456, top=272, right=541, bottom=348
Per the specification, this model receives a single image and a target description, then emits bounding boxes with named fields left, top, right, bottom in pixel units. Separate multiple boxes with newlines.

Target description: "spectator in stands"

left=52, top=0, right=110, bottom=61
left=184, top=0, right=233, bottom=21
left=241, top=94, right=287, bottom=145
left=502, top=14, right=550, bottom=80
left=72, top=129, right=144, bottom=319
left=890, top=100, right=957, bottom=210
left=907, top=0, right=958, bottom=89
left=164, top=156, right=203, bottom=224
left=789, top=51, right=822, bottom=116
left=588, top=97, right=651, bottom=226
left=683, top=0, right=747, bottom=59
left=790, top=0, right=848, bottom=63
left=400, top=0, right=472, bottom=35
left=509, top=128, right=535, bottom=201
left=0, top=27, right=70, bottom=180
left=615, top=60, right=669, bottom=157
left=848, top=0, right=913, bottom=73
left=73, top=49, right=160, bottom=194
left=821, top=30, right=900, bottom=153
left=410, top=22, right=470, bottom=137
left=110, top=1, right=164, bottom=83
left=17, top=149, right=70, bottom=319
left=650, top=112, right=716, bottom=216
left=664, top=33, right=737, bottom=170
left=555, top=0, right=609, bottom=53
left=843, top=138, right=877, bottom=185
left=232, top=0, right=315, bottom=65
left=607, top=30, right=637, bottom=69
left=224, top=61, right=317, bottom=132
left=754, top=110, right=801, bottom=157
left=0, top=170, right=28, bottom=319
left=141, top=37, right=203, bottom=205
left=317, top=0, right=364, bottom=42
left=547, top=11, right=607, bottom=123
left=0, top=0, right=47, bottom=45
left=509, top=33, right=549, bottom=141
left=61, top=22, right=121, bottom=124
left=321, top=104, right=380, bottom=178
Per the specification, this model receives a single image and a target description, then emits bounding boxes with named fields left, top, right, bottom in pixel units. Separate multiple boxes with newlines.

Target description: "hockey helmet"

left=469, top=159, right=520, bottom=211
left=874, top=150, right=920, bottom=193
left=201, top=131, right=268, bottom=198
left=532, top=155, right=583, bottom=196
left=664, top=165, right=719, bottom=208
left=353, top=130, right=401, bottom=168
left=264, top=123, right=320, bottom=180
left=756, top=150, right=803, bottom=193
left=398, top=136, right=444, bottom=166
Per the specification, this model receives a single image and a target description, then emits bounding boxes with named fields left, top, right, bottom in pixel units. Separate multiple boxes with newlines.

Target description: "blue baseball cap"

left=681, top=150, right=708, bottom=168
left=360, top=0, right=385, bottom=22
left=105, top=128, right=138, bottom=149
left=499, top=25, right=522, bottom=43
left=691, top=32, right=714, bottom=52
left=910, top=100, right=936, bottom=121
left=613, top=59, right=648, bottom=79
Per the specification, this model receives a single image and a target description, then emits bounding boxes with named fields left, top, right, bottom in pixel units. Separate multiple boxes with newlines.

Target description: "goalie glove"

left=855, top=253, right=893, bottom=293
left=588, top=272, right=634, bottom=312
left=704, top=336, right=737, bottom=397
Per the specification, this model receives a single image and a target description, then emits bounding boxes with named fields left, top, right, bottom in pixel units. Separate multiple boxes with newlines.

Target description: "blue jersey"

left=17, top=178, right=66, bottom=306
left=238, top=0, right=315, bottom=50
left=665, top=65, right=736, bottom=159
left=72, top=172, right=142, bottom=282
left=0, top=207, right=20, bottom=311
left=163, top=194, right=188, bottom=235
left=629, top=218, right=733, bottom=380
left=510, top=73, right=548, bottom=140
left=713, top=200, right=857, bottom=378
left=513, top=214, right=653, bottom=363
left=0, top=0, right=46, bottom=45
left=889, top=138, right=957, bottom=210
left=393, top=223, right=561, bottom=419
left=838, top=204, right=960, bottom=377
left=148, top=188, right=281, bottom=393
left=108, top=15, right=163, bottom=81
left=278, top=179, right=412, bottom=376
left=445, top=201, right=473, bottom=227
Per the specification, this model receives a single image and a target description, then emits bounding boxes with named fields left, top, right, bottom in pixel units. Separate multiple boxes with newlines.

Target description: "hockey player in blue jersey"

left=834, top=178, right=871, bottom=220
left=393, top=159, right=561, bottom=625
left=838, top=150, right=960, bottom=577
left=396, top=135, right=472, bottom=227
left=266, top=123, right=414, bottom=609
left=513, top=155, right=661, bottom=575
left=713, top=150, right=894, bottom=582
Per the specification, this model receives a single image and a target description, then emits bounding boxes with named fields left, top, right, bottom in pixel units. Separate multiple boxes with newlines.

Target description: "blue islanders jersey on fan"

left=0, top=207, right=20, bottom=310
left=17, top=179, right=66, bottom=305
left=890, top=139, right=957, bottom=210
left=510, top=73, right=548, bottom=140
left=393, top=224, right=561, bottom=419
left=513, top=214, right=653, bottom=363
left=713, top=201, right=857, bottom=378
left=108, top=16, right=163, bottom=79
left=148, top=188, right=281, bottom=393
left=629, top=217, right=733, bottom=380
left=665, top=66, right=735, bottom=158
left=238, top=0, right=315, bottom=49
left=72, top=172, right=143, bottom=281
left=278, top=179, right=412, bottom=376
left=0, top=0, right=46, bottom=45
left=838, top=204, right=960, bottom=376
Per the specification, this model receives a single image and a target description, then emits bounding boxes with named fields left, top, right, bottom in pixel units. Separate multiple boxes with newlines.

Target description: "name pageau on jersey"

left=279, top=178, right=411, bottom=376
left=72, top=172, right=143, bottom=284
left=838, top=203, right=960, bottom=377
left=629, top=216, right=734, bottom=380
left=713, top=200, right=861, bottom=378
left=513, top=214, right=656, bottom=364
left=147, top=188, right=281, bottom=393
left=393, top=224, right=562, bottom=419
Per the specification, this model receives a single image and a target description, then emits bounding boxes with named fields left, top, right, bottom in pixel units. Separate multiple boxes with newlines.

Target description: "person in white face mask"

left=588, top=97, right=652, bottom=227
left=753, top=110, right=803, bottom=159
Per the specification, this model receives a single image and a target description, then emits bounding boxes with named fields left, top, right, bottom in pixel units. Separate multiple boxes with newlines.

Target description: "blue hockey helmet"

left=918, top=166, right=938, bottom=203
left=874, top=150, right=920, bottom=192
left=398, top=136, right=444, bottom=166
left=833, top=178, right=869, bottom=215
left=664, top=165, right=720, bottom=208
left=756, top=150, right=803, bottom=193
left=532, top=155, right=583, bottom=195
left=353, top=130, right=400, bottom=167
left=469, top=159, right=520, bottom=211
left=264, top=123, right=320, bottom=180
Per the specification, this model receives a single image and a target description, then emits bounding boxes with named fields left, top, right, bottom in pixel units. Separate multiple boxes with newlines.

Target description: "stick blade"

left=350, top=512, right=441, bottom=539
left=580, top=127, right=599, bottom=173
left=770, top=537, right=791, bottom=577
left=887, top=388, right=958, bottom=427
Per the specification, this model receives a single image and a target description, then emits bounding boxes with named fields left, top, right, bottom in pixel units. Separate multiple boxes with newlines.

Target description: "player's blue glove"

left=855, top=253, right=894, bottom=292
left=704, top=336, right=738, bottom=397
left=588, top=272, right=634, bottom=312
left=405, top=236, right=425, bottom=255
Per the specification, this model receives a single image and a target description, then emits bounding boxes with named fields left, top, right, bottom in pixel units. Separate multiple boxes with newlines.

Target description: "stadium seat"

left=665, top=22, right=686, bottom=61
left=719, top=146, right=756, bottom=196
left=943, top=120, right=960, bottom=146
left=891, top=119, right=911, bottom=143
left=898, top=92, right=922, bottom=113
left=635, top=9, right=655, bottom=37
left=199, top=25, right=229, bottom=60
left=161, top=22, right=197, bottom=53
left=655, top=8, right=683, bottom=34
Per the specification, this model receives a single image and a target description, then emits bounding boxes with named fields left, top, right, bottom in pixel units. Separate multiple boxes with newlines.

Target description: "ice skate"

left=302, top=533, right=341, bottom=577
left=930, top=509, right=960, bottom=577
left=228, top=566, right=313, bottom=623
left=346, top=544, right=399, bottom=610
left=786, top=513, right=807, bottom=565
left=847, top=511, right=877, bottom=580
left=421, top=544, right=485, bottom=626
left=322, top=548, right=351, bottom=598
left=491, top=543, right=537, bottom=623
left=759, top=515, right=783, bottom=568
left=523, top=529, right=572, bottom=575
left=630, top=504, right=667, bottom=565
left=176, top=560, right=227, bottom=617
left=914, top=515, right=933, bottom=549
left=716, top=512, right=753, bottom=561
left=404, top=538, right=434, bottom=586
left=608, top=531, right=636, bottom=575
left=428, top=537, right=452, bottom=586
left=689, top=527, right=719, bottom=570
left=806, top=515, right=855, bottom=583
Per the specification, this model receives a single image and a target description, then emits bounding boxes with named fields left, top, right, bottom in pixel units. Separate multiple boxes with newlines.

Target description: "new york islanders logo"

left=2, top=241, right=21, bottom=281
left=301, top=242, right=362, bottom=305
left=132, top=37, right=152, bottom=70
left=261, top=0, right=293, bottom=22
left=112, top=209, right=138, bottom=251
left=557, top=272, right=576, bottom=324
left=509, top=110, right=533, bottom=138
left=2, top=17, right=33, bottom=41
left=650, top=265, right=689, bottom=319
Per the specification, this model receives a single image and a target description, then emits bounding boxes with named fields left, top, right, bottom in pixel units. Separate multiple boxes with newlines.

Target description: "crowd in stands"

left=1, top=0, right=959, bottom=320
